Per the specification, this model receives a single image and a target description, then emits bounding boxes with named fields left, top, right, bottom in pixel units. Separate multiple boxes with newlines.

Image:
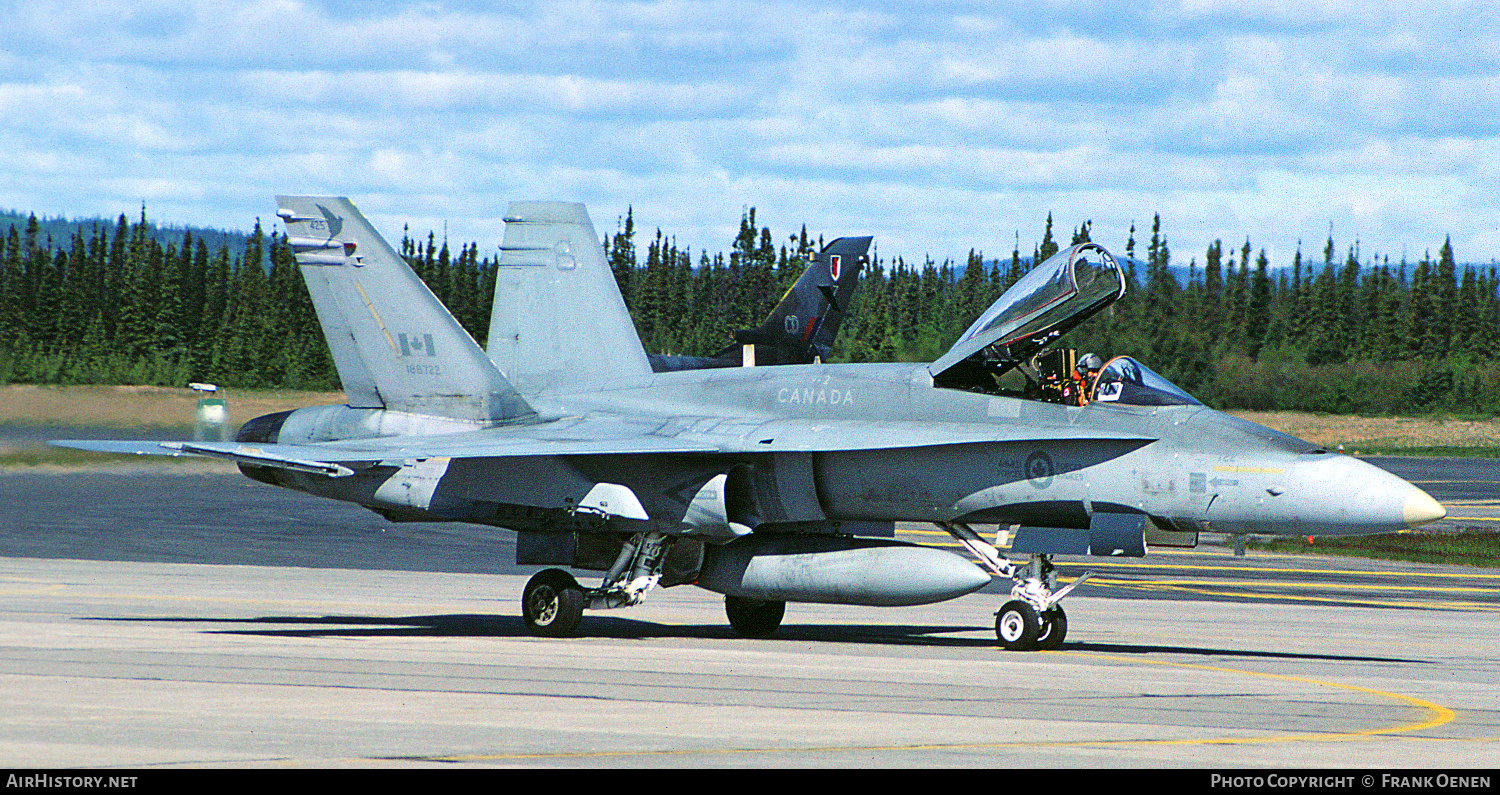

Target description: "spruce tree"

left=1245, top=249, right=1271, bottom=359
left=1203, top=240, right=1223, bottom=341
left=1038, top=213, right=1058, bottom=262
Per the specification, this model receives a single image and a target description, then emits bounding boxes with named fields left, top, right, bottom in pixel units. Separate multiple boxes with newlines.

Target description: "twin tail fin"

left=277, top=195, right=535, bottom=424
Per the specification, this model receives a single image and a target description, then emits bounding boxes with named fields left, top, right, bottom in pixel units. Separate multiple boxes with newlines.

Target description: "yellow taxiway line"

left=405, top=652, right=1457, bottom=762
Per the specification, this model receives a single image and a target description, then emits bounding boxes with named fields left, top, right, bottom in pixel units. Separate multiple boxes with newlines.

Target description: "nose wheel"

left=995, top=601, right=1067, bottom=651
left=996, top=600, right=1039, bottom=650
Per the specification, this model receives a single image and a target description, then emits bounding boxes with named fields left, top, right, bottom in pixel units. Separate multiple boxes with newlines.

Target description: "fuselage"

left=561, top=361, right=1443, bottom=537
left=248, top=360, right=1444, bottom=540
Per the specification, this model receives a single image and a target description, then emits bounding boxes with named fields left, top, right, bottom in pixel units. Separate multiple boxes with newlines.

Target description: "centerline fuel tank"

left=696, top=534, right=991, bottom=606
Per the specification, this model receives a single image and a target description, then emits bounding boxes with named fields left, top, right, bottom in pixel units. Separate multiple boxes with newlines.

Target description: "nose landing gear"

left=939, top=522, right=1092, bottom=651
left=996, top=600, right=1068, bottom=651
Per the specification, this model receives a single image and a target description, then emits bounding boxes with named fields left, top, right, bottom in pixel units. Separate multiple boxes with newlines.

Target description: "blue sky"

left=2, top=0, right=1496, bottom=270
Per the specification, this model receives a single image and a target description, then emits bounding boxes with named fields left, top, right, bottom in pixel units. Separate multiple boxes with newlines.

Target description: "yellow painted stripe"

left=401, top=652, right=1456, bottom=762
left=353, top=278, right=402, bottom=355
left=1063, top=560, right=1500, bottom=579
left=1086, top=577, right=1500, bottom=595
left=1093, top=580, right=1500, bottom=611
left=1057, top=652, right=1458, bottom=743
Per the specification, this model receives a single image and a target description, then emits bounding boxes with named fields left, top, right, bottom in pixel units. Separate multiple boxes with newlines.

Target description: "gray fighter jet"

left=56, top=197, right=1447, bottom=650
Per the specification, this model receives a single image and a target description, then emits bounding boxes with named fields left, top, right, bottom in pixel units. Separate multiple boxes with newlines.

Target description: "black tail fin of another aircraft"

left=729, top=236, right=872, bottom=365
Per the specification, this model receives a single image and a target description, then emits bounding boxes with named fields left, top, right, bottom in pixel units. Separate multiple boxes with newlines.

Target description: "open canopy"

left=930, top=243, right=1125, bottom=389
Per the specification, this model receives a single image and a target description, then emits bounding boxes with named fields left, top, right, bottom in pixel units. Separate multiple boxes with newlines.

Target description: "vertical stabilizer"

left=731, top=236, right=872, bottom=364
left=487, top=202, right=652, bottom=394
left=276, top=196, right=535, bottom=424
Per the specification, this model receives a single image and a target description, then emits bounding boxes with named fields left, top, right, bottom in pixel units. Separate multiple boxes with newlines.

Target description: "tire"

left=995, top=599, right=1041, bottom=651
left=1035, top=606, right=1067, bottom=650
left=522, top=569, right=585, bottom=637
left=725, top=596, right=786, bottom=638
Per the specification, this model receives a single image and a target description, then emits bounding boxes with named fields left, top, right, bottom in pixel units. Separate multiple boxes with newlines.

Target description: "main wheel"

left=522, top=568, right=585, bottom=637
left=1035, top=606, right=1068, bottom=650
left=725, top=596, right=786, bottom=638
left=995, top=600, right=1041, bottom=650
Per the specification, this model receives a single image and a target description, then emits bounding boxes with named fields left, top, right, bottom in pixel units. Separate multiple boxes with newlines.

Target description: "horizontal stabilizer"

left=50, top=440, right=355, bottom=477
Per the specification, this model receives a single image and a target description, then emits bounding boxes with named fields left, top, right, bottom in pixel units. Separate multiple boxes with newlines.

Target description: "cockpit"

left=928, top=242, right=1202, bottom=408
left=1090, top=356, right=1201, bottom=407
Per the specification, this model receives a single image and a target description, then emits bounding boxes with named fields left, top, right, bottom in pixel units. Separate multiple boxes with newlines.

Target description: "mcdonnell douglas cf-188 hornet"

left=56, top=197, right=1448, bottom=650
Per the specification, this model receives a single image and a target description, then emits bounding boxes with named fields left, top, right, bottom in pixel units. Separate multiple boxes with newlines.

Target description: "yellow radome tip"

left=1403, top=488, right=1447, bottom=527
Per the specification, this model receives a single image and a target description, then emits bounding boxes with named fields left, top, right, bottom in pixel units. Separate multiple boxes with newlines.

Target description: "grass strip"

left=1353, top=445, right=1500, bottom=458
left=1246, top=531, right=1500, bottom=568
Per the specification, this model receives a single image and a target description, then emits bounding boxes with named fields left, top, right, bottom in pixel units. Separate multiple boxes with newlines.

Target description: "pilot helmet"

left=1078, top=352, right=1103, bottom=372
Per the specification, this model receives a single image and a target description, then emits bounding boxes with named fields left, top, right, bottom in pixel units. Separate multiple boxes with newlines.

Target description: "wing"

left=55, top=415, right=1152, bottom=476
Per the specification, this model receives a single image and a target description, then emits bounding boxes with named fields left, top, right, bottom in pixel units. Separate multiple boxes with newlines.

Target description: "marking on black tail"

left=818, top=284, right=844, bottom=312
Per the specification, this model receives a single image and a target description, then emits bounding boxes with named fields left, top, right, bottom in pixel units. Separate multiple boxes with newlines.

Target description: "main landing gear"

left=522, top=568, right=586, bottom=637
left=724, top=595, right=786, bottom=638
left=939, top=522, right=1092, bottom=651
left=519, top=530, right=793, bottom=639
left=520, top=531, right=671, bottom=637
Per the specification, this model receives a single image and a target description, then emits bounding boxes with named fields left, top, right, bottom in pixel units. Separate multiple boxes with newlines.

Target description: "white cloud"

left=0, top=0, right=1496, bottom=267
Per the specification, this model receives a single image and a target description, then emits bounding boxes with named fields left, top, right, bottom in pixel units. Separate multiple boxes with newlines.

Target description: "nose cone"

left=1292, top=454, right=1448, bottom=535
left=1403, top=487, right=1447, bottom=527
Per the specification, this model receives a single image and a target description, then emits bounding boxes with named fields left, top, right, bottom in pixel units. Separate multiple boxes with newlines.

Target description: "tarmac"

left=1, top=455, right=1498, bottom=768
left=1, top=553, right=1497, bottom=768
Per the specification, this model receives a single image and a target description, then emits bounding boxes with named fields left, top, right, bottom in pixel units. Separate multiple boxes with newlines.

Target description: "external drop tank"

left=696, top=534, right=992, bottom=606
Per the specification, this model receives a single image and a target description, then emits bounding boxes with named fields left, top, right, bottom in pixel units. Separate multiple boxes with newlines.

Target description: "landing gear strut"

left=939, top=522, right=1092, bottom=651
left=520, top=532, right=672, bottom=638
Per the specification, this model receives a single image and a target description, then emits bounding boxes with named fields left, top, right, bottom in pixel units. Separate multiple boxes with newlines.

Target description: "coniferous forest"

left=1, top=206, right=1497, bottom=417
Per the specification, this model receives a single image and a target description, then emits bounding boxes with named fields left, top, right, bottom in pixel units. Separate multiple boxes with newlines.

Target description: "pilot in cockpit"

left=1075, top=352, right=1103, bottom=404
left=1036, top=348, right=1103, bottom=406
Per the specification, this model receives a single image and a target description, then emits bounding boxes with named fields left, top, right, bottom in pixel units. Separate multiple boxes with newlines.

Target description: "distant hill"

left=0, top=208, right=260, bottom=267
